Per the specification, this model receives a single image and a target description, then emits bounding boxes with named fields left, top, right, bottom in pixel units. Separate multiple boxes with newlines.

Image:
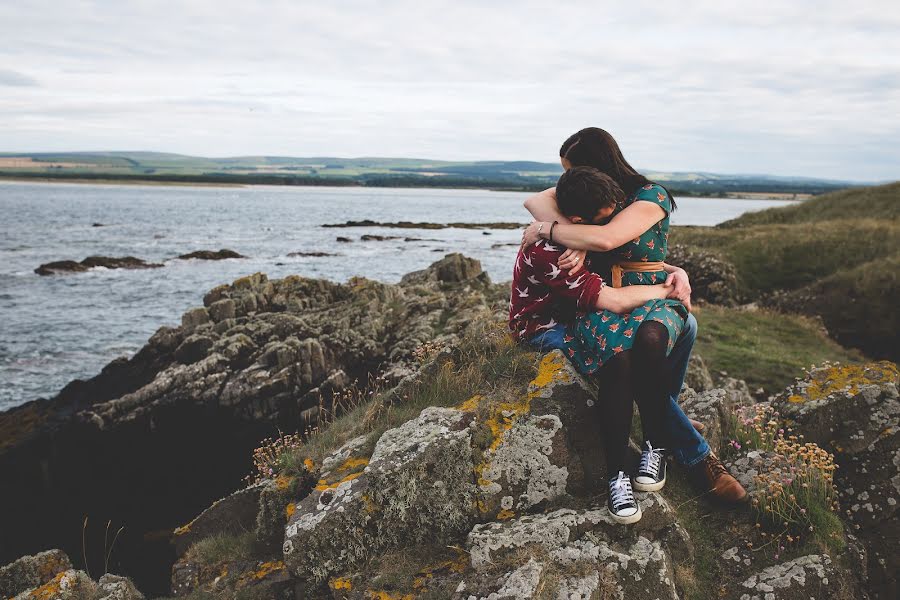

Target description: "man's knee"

left=680, top=313, right=698, bottom=345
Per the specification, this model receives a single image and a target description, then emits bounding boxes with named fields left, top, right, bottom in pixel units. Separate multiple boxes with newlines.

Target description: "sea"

left=0, top=180, right=797, bottom=409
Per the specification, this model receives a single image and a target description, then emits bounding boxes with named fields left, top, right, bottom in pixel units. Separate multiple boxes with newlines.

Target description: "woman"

left=521, top=127, right=746, bottom=519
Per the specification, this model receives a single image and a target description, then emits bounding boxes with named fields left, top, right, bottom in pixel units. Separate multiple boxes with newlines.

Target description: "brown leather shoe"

left=689, top=418, right=705, bottom=433
left=690, top=452, right=748, bottom=504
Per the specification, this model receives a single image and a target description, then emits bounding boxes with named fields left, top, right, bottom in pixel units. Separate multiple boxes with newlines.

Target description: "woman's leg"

left=631, top=321, right=671, bottom=447
left=592, top=351, right=634, bottom=476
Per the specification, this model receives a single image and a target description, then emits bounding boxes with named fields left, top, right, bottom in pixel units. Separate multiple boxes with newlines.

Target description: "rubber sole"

left=608, top=504, right=643, bottom=524
left=633, top=475, right=666, bottom=492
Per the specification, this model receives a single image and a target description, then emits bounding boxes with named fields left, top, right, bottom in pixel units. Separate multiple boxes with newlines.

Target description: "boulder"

left=0, top=549, right=72, bottom=599
left=666, top=244, right=741, bottom=306
left=732, top=554, right=844, bottom=600
left=459, top=498, right=679, bottom=600
left=34, top=256, right=163, bottom=275
left=283, top=406, right=477, bottom=583
left=772, top=361, right=900, bottom=599
left=685, top=353, right=715, bottom=392
left=176, top=249, right=245, bottom=260
left=681, top=385, right=755, bottom=455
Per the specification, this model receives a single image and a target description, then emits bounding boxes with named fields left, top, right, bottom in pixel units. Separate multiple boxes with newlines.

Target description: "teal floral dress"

left=562, top=183, right=688, bottom=375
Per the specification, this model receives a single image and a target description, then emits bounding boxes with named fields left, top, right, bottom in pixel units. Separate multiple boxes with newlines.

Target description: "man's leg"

left=665, top=314, right=710, bottom=467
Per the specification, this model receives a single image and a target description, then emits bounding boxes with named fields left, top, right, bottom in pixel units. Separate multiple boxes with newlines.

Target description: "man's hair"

left=556, top=166, right=625, bottom=222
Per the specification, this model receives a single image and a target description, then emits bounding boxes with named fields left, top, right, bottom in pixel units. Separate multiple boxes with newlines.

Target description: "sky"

left=1, top=1, right=899, bottom=181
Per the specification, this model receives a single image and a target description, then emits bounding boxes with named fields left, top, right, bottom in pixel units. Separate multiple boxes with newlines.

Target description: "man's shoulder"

left=526, top=239, right=568, bottom=261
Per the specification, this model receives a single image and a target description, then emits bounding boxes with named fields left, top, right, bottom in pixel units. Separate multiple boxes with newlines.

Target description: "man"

left=510, top=167, right=746, bottom=520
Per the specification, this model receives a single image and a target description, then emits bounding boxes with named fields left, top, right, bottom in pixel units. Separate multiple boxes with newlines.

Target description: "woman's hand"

left=521, top=221, right=547, bottom=247
left=559, top=248, right=587, bottom=275
left=665, top=268, right=693, bottom=312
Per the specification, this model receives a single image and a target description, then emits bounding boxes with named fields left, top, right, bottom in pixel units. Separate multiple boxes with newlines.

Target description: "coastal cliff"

left=2, top=253, right=898, bottom=599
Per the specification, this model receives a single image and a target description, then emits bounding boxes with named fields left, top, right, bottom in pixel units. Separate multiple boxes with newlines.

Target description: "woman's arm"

left=524, top=201, right=665, bottom=252
left=595, top=282, right=672, bottom=314
left=523, top=187, right=571, bottom=223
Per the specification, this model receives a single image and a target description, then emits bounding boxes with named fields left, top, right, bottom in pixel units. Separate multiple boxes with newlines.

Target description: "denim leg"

left=664, top=314, right=710, bottom=466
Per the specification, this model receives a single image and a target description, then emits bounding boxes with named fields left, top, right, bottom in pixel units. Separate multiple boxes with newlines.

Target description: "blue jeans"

left=665, top=314, right=710, bottom=467
left=527, top=314, right=709, bottom=467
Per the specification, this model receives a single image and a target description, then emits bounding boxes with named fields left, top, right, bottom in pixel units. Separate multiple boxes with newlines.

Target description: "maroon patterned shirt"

left=508, top=239, right=605, bottom=342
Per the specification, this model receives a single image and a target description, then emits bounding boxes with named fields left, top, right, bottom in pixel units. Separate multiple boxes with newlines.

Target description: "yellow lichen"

left=412, top=550, right=469, bottom=591
left=788, top=362, right=898, bottom=403
left=285, top=502, right=296, bottom=519
left=275, top=474, right=293, bottom=491
left=303, top=458, right=316, bottom=471
left=330, top=576, right=353, bottom=590
left=173, top=522, right=191, bottom=536
left=314, top=456, right=370, bottom=491
left=367, top=591, right=414, bottom=600
left=26, top=571, right=65, bottom=600
left=471, top=353, right=570, bottom=499
left=456, top=394, right=483, bottom=412
left=251, top=560, right=285, bottom=580
left=496, top=508, right=515, bottom=520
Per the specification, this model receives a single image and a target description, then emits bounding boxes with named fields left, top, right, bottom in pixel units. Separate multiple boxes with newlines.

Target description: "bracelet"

left=537, top=222, right=545, bottom=237
left=549, top=220, right=559, bottom=244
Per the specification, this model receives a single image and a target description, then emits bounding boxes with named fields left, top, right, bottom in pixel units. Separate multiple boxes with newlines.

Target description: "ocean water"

left=0, top=181, right=796, bottom=409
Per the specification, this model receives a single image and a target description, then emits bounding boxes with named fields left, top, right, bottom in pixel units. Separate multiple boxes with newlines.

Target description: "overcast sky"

left=2, top=1, right=898, bottom=181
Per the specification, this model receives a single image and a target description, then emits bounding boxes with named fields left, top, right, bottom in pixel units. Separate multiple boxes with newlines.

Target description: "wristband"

left=549, top=220, right=559, bottom=244
left=537, top=222, right=545, bottom=237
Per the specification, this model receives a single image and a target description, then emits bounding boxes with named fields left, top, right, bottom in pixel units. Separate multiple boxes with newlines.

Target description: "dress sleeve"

left=532, top=243, right=605, bottom=310
left=632, top=183, right=672, bottom=219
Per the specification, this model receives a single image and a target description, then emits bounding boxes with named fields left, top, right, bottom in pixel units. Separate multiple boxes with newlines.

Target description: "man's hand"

left=521, top=221, right=545, bottom=248
left=665, top=268, right=692, bottom=312
left=559, top=248, right=587, bottom=275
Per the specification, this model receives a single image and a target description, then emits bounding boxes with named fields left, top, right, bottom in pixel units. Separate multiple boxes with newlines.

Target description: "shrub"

left=727, top=404, right=843, bottom=555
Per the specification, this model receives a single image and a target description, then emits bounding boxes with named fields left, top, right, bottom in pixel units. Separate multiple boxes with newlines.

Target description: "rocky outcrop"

left=666, top=243, right=741, bottom=306
left=323, top=220, right=525, bottom=230
left=0, top=253, right=505, bottom=595
left=772, top=362, right=900, bottom=599
left=1, top=551, right=143, bottom=600
left=34, top=256, right=163, bottom=275
left=176, top=249, right=245, bottom=260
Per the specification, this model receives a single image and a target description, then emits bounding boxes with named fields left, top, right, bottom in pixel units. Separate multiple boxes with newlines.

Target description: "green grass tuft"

left=693, top=305, right=864, bottom=393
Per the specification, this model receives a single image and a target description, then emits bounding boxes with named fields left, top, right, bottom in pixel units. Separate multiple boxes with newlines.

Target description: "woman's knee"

left=633, top=321, right=669, bottom=358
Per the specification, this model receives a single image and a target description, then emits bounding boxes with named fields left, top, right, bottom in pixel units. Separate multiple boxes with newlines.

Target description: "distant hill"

left=671, top=181, right=900, bottom=359
left=0, top=151, right=863, bottom=195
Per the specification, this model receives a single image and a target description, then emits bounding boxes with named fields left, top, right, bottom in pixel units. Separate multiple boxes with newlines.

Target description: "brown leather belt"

left=611, top=261, right=666, bottom=288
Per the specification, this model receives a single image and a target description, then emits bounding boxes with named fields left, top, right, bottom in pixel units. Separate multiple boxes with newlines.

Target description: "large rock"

left=34, top=256, right=163, bottom=275
left=0, top=549, right=72, bottom=599
left=732, top=554, right=845, bottom=600
left=666, top=243, right=741, bottom=306
left=458, top=497, right=680, bottom=600
left=283, top=406, right=477, bottom=584
left=10, top=569, right=144, bottom=600
left=772, top=361, right=900, bottom=599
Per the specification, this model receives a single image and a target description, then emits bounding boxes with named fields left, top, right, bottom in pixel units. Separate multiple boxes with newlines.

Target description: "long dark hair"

left=559, top=127, right=677, bottom=210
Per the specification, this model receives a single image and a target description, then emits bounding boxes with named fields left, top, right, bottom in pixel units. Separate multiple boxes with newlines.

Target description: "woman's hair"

left=560, top=127, right=677, bottom=210
left=556, top=166, right=625, bottom=222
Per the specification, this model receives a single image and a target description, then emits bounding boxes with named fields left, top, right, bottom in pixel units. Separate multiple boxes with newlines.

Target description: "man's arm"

left=524, top=187, right=571, bottom=223
left=595, top=283, right=673, bottom=314
left=662, top=263, right=692, bottom=310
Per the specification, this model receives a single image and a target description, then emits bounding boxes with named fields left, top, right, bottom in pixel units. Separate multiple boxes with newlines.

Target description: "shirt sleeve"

left=532, top=244, right=605, bottom=311
left=633, top=183, right=672, bottom=218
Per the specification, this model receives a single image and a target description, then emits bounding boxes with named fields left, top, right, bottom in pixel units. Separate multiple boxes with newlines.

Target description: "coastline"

left=0, top=174, right=808, bottom=200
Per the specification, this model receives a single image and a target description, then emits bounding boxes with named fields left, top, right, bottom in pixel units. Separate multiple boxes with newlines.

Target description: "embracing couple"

left=509, top=127, right=746, bottom=524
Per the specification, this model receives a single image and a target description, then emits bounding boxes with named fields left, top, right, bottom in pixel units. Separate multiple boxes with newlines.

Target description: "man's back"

left=508, top=240, right=604, bottom=342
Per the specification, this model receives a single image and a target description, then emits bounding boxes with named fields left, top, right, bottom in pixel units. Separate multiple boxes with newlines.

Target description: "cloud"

left=0, top=69, right=38, bottom=87
left=0, top=0, right=898, bottom=180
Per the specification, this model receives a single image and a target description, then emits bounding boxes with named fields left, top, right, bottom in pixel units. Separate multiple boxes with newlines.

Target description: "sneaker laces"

left=610, top=471, right=636, bottom=509
left=639, top=442, right=665, bottom=478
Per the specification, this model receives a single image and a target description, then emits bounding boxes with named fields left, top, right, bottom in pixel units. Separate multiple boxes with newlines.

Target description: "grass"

left=692, top=305, right=864, bottom=393
left=719, top=181, right=900, bottom=227
left=183, top=531, right=257, bottom=567
left=278, top=317, right=537, bottom=473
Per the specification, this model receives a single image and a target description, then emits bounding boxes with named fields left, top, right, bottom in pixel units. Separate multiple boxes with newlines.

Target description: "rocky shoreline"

left=2, top=254, right=898, bottom=599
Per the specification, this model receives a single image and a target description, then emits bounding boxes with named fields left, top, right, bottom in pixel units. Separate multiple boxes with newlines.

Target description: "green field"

left=671, top=182, right=900, bottom=361
left=0, top=151, right=857, bottom=194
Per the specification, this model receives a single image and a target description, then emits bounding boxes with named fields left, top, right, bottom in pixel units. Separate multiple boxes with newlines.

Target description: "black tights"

left=594, top=321, right=671, bottom=476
